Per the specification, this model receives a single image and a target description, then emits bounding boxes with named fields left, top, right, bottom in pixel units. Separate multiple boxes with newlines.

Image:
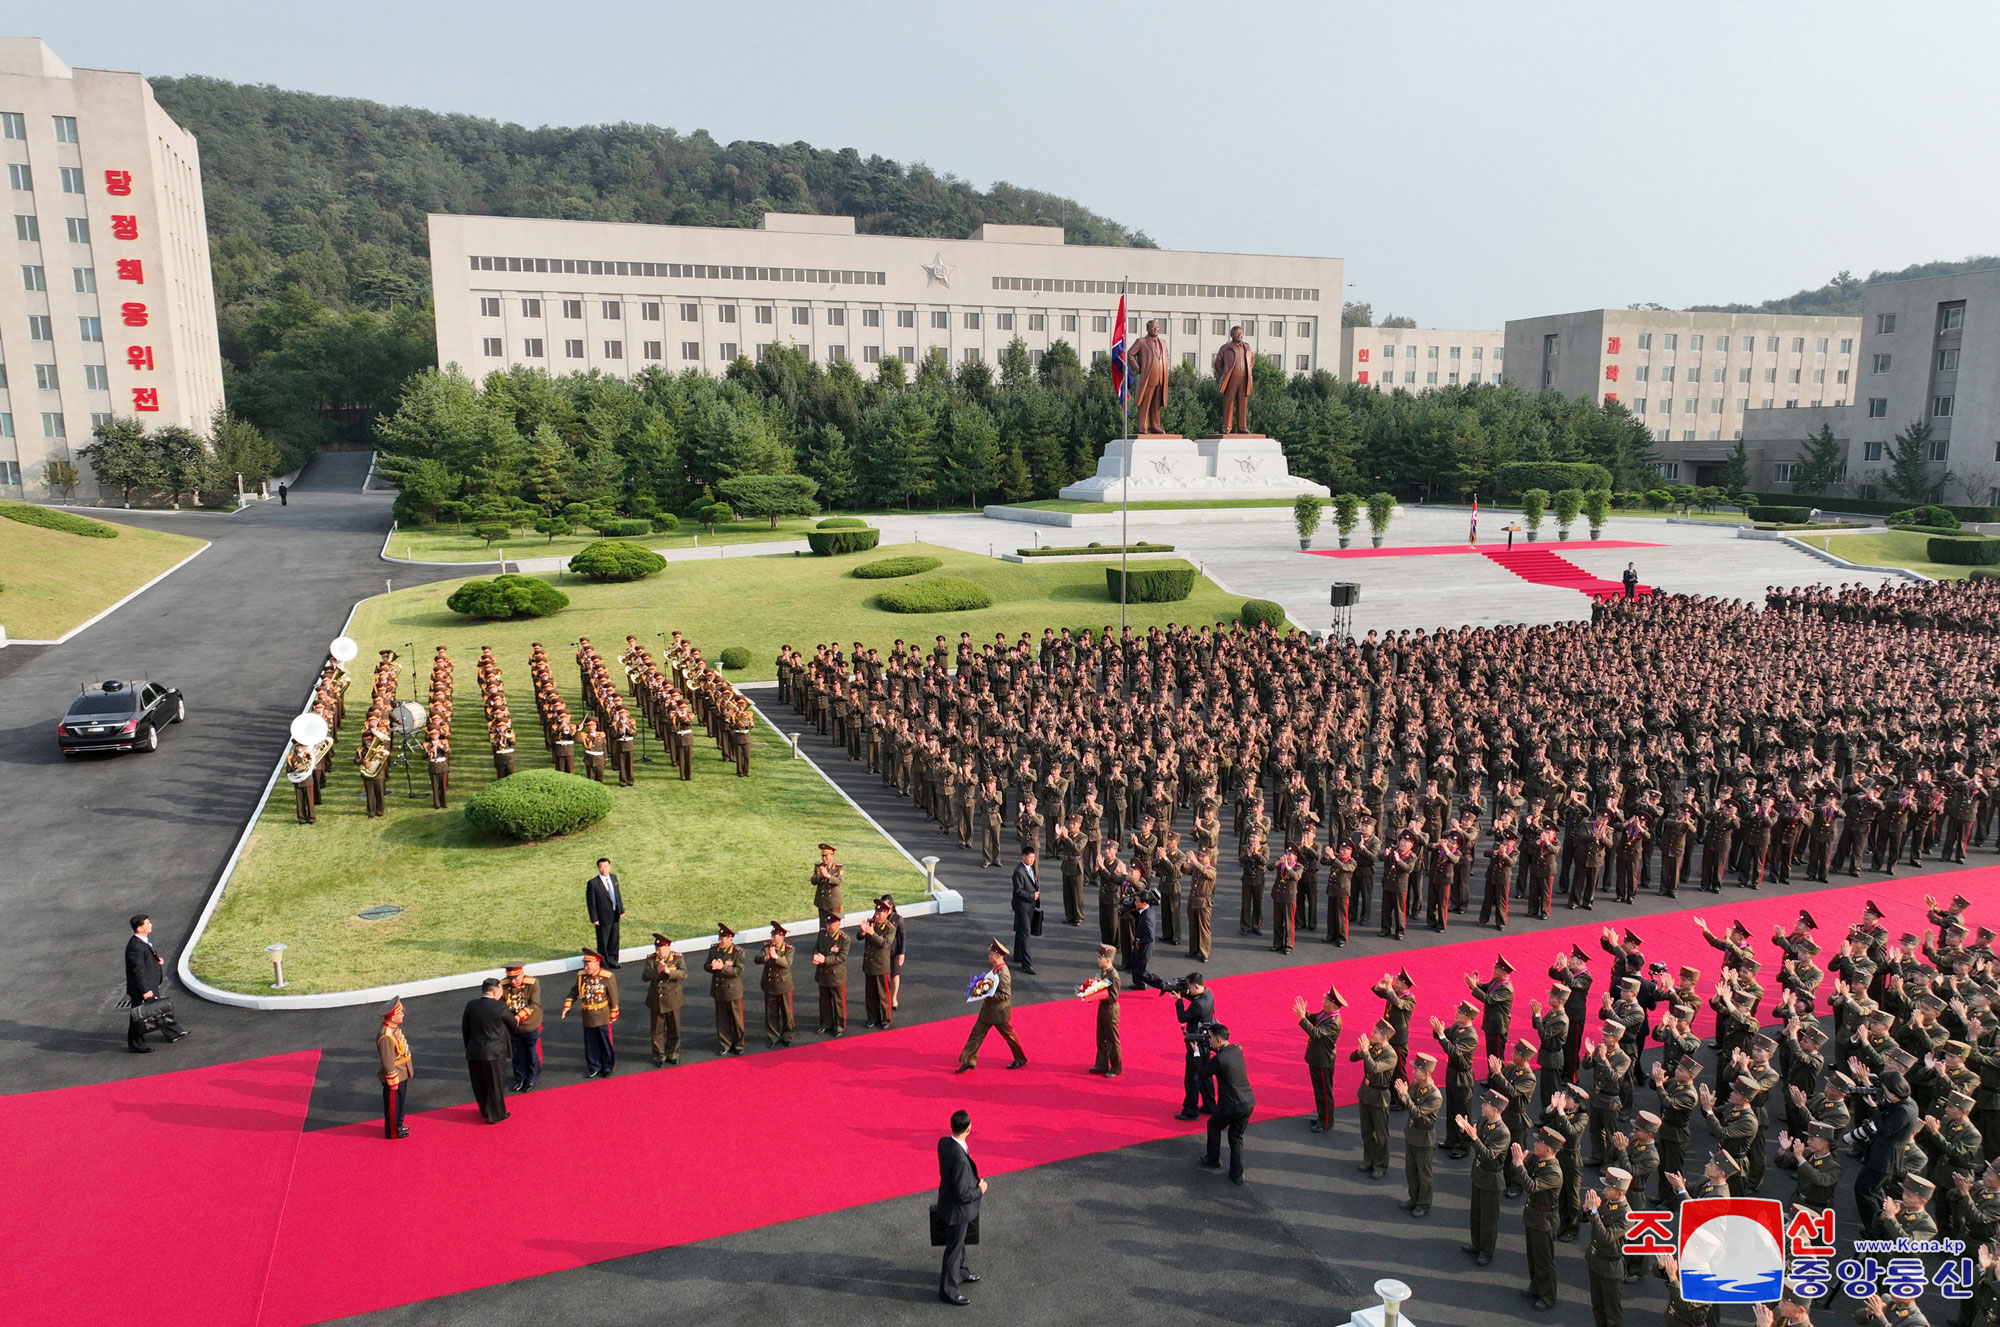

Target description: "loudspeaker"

left=1329, top=582, right=1359, bottom=608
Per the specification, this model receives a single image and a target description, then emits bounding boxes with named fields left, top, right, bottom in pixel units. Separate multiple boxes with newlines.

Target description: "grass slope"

left=1817, top=530, right=1988, bottom=580
left=0, top=513, right=207, bottom=639
left=352, top=543, right=1248, bottom=684
left=196, top=702, right=916, bottom=995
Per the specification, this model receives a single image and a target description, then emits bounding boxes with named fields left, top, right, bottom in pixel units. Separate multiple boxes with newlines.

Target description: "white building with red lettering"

left=0, top=36, right=221, bottom=501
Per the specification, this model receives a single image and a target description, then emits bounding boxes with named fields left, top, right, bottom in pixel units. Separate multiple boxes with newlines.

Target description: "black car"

left=56, top=680, right=185, bottom=755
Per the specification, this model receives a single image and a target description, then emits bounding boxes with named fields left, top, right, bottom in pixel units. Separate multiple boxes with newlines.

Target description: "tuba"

left=287, top=737, right=334, bottom=784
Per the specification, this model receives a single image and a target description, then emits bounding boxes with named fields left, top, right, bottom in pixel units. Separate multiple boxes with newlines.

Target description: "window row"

left=991, top=276, right=1319, bottom=302
left=474, top=296, right=1303, bottom=339
left=0, top=362, right=111, bottom=390
left=6, top=164, right=89, bottom=194
left=1632, top=332, right=1852, bottom=354
left=1630, top=365, right=1843, bottom=384
left=1, top=113, right=79, bottom=143
left=1874, top=307, right=1965, bottom=335
left=14, top=214, right=93, bottom=244
left=1364, top=345, right=1500, bottom=362
left=479, top=337, right=1317, bottom=376
left=469, top=254, right=886, bottom=286
left=11, top=313, right=104, bottom=341
left=22, top=264, right=100, bottom=293
left=1354, top=371, right=1497, bottom=386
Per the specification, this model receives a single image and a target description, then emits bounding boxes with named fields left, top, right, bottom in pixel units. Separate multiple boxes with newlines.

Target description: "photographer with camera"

left=1167, top=972, right=1217, bottom=1122
left=1846, top=1062, right=1918, bottom=1221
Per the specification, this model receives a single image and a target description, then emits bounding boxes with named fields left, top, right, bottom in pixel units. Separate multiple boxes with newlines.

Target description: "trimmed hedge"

left=1890, top=505, right=1959, bottom=529
left=1747, top=504, right=1811, bottom=523
left=1106, top=561, right=1196, bottom=603
left=1895, top=524, right=1974, bottom=537
left=853, top=555, right=943, bottom=579
left=1015, top=542, right=1175, bottom=557
left=613, top=518, right=653, bottom=537
left=1928, top=538, right=2000, bottom=566
left=807, top=527, right=881, bottom=556
left=1239, top=598, right=1287, bottom=629
left=445, top=573, right=570, bottom=620
left=875, top=575, right=995, bottom=613
left=816, top=516, right=868, bottom=529
left=567, top=540, right=667, bottom=582
left=1752, top=492, right=2000, bottom=522
left=0, top=501, right=119, bottom=538
left=1494, top=461, right=1613, bottom=497
left=464, top=769, right=613, bottom=841
left=718, top=646, right=751, bottom=669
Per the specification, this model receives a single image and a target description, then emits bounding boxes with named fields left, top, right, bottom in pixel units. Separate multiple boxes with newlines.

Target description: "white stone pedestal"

left=1057, top=434, right=1331, bottom=502
left=1345, top=1304, right=1418, bottom=1327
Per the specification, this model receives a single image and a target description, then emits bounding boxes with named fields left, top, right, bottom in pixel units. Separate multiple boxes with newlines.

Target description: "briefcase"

left=929, top=1203, right=979, bottom=1247
left=129, top=997, right=175, bottom=1026
left=1029, top=905, right=1043, bottom=938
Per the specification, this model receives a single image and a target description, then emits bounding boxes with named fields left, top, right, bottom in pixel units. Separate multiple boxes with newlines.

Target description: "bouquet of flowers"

left=1075, top=976, right=1112, bottom=1000
left=965, top=970, right=999, bottom=1002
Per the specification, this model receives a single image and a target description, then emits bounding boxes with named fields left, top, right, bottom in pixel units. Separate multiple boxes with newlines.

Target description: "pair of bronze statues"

left=1127, top=322, right=1255, bottom=435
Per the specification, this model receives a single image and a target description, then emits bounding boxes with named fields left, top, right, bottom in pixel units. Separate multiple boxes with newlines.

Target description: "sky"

left=26, top=0, right=2000, bottom=328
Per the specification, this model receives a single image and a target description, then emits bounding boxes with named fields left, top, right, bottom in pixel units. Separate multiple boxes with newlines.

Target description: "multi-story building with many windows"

left=429, top=212, right=1342, bottom=389
left=1742, top=268, right=2000, bottom=503
left=1502, top=308, right=1861, bottom=485
left=0, top=37, right=221, bottom=501
left=1336, top=325, right=1505, bottom=392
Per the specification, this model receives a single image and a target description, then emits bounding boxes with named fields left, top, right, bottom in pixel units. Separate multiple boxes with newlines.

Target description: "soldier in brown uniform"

left=811, top=843, right=844, bottom=922
left=956, top=940, right=1027, bottom=1073
left=423, top=724, right=450, bottom=808
left=579, top=716, right=608, bottom=782
left=813, top=912, right=850, bottom=1036
left=862, top=902, right=897, bottom=1029
left=560, top=948, right=620, bottom=1078
left=377, top=995, right=413, bottom=1139
left=1352, top=1019, right=1399, bottom=1177
left=706, top=924, right=747, bottom=1055
left=1088, top=944, right=1122, bottom=1077
left=500, top=961, right=543, bottom=1090
left=1397, top=1051, right=1444, bottom=1217
left=1185, top=847, right=1218, bottom=962
left=643, top=933, right=685, bottom=1065
left=1296, top=987, right=1346, bottom=1133
left=357, top=730, right=389, bottom=818
left=756, top=922, right=795, bottom=1048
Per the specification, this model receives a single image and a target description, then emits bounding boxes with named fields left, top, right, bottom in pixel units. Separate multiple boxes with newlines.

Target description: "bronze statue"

left=1213, top=325, right=1255, bottom=434
left=1129, top=319, right=1170, bottom=435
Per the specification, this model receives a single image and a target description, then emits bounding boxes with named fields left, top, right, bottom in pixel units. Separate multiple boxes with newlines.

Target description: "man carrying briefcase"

left=124, top=914, right=190, bottom=1053
left=934, top=1108, right=987, bottom=1305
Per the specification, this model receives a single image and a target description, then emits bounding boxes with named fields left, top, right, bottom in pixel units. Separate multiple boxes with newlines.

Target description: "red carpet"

left=1309, top=539, right=1657, bottom=560
left=3, top=874, right=1986, bottom=1325
left=1481, top=544, right=1651, bottom=597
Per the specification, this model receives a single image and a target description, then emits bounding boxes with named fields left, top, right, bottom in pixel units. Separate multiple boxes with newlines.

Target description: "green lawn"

left=350, top=543, right=1252, bottom=684
left=1816, top=530, right=1991, bottom=580
left=389, top=516, right=829, bottom=563
left=0, top=509, right=207, bottom=639
left=195, top=699, right=917, bottom=995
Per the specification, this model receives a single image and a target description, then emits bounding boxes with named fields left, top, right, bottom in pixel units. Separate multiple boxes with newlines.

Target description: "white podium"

left=1057, top=434, right=1331, bottom=503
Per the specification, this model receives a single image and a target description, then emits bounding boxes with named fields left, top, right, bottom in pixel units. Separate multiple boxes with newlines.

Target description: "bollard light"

left=789, top=733, right=803, bottom=760
left=266, top=942, right=289, bottom=989
left=1375, top=1279, right=1411, bottom=1327
left=921, top=855, right=941, bottom=897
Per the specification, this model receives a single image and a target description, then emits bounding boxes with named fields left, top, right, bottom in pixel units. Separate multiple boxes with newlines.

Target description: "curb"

left=177, top=633, right=948, bottom=1010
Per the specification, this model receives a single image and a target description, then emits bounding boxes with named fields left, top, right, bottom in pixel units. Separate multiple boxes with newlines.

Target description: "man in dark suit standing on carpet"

left=460, top=978, right=513, bottom=1124
left=937, top=1108, right=987, bottom=1306
left=1199, top=1024, right=1256, bottom=1184
left=586, top=858, right=624, bottom=967
left=123, top=914, right=189, bottom=1052
left=1009, top=848, right=1040, bottom=974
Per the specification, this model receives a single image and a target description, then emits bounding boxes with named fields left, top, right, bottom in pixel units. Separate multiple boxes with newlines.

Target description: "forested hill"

left=146, top=75, right=1152, bottom=355
left=1688, top=255, right=2000, bottom=316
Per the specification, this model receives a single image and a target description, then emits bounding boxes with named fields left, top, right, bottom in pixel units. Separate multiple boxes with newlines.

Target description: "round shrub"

left=1892, top=505, right=1958, bottom=529
left=1239, top=598, right=1287, bottom=629
left=718, top=646, right=751, bottom=670
left=446, top=573, right=570, bottom=620
left=807, top=527, right=881, bottom=556
left=875, top=576, right=995, bottom=613
left=568, top=539, right=667, bottom=582
left=0, top=501, right=118, bottom=537
left=464, top=770, right=613, bottom=841
left=853, top=555, right=942, bottom=579
left=650, top=513, right=680, bottom=532
left=817, top=516, right=868, bottom=529
left=613, top=518, right=653, bottom=537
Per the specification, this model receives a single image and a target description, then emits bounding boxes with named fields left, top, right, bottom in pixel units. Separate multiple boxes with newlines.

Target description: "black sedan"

left=56, top=680, right=185, bottom=755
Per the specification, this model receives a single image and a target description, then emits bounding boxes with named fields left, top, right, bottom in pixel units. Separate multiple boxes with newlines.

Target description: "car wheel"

left=141, top=724, right=159, bottom=753
left=171, top=699, right=186, bottom=724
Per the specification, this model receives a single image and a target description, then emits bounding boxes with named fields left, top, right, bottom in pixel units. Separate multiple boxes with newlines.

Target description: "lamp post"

left=266, top=942, right=289, bottom=989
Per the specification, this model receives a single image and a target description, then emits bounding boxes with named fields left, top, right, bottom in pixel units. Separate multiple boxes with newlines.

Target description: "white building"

left=1502, top=308, right=1861, bottom=486
left=429, top=212, right=1342, bottom=385
left=1742, top=268, right=2000, bottom=503
left=0, top=37, right=221, bottom=500
left=1336, top=325, right=1506, bottom=391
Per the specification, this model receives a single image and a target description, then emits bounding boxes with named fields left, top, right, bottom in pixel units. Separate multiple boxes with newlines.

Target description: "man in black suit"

left=460, top=978, right=514, bottom=1124
left=936, top=1108, right=987, bottom=1306
left=1129, top=890, right=1161, bottom=991
left=1198, top=1024, right=1256, bottom=1184
left=1853, top=1068, right=1919, bottom=1220
left=1009, top=848, right=1040, bottom=974
left=586, top=858, right=624, bottom=967
left=123, top=914, right=188, bottom=1053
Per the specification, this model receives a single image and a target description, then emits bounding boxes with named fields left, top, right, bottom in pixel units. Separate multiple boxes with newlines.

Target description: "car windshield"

left=69, top=691, right=139, bottom=716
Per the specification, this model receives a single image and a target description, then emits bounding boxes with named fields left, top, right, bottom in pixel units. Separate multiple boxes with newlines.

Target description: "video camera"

left=1159, top=973, right=1201, bottom=999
